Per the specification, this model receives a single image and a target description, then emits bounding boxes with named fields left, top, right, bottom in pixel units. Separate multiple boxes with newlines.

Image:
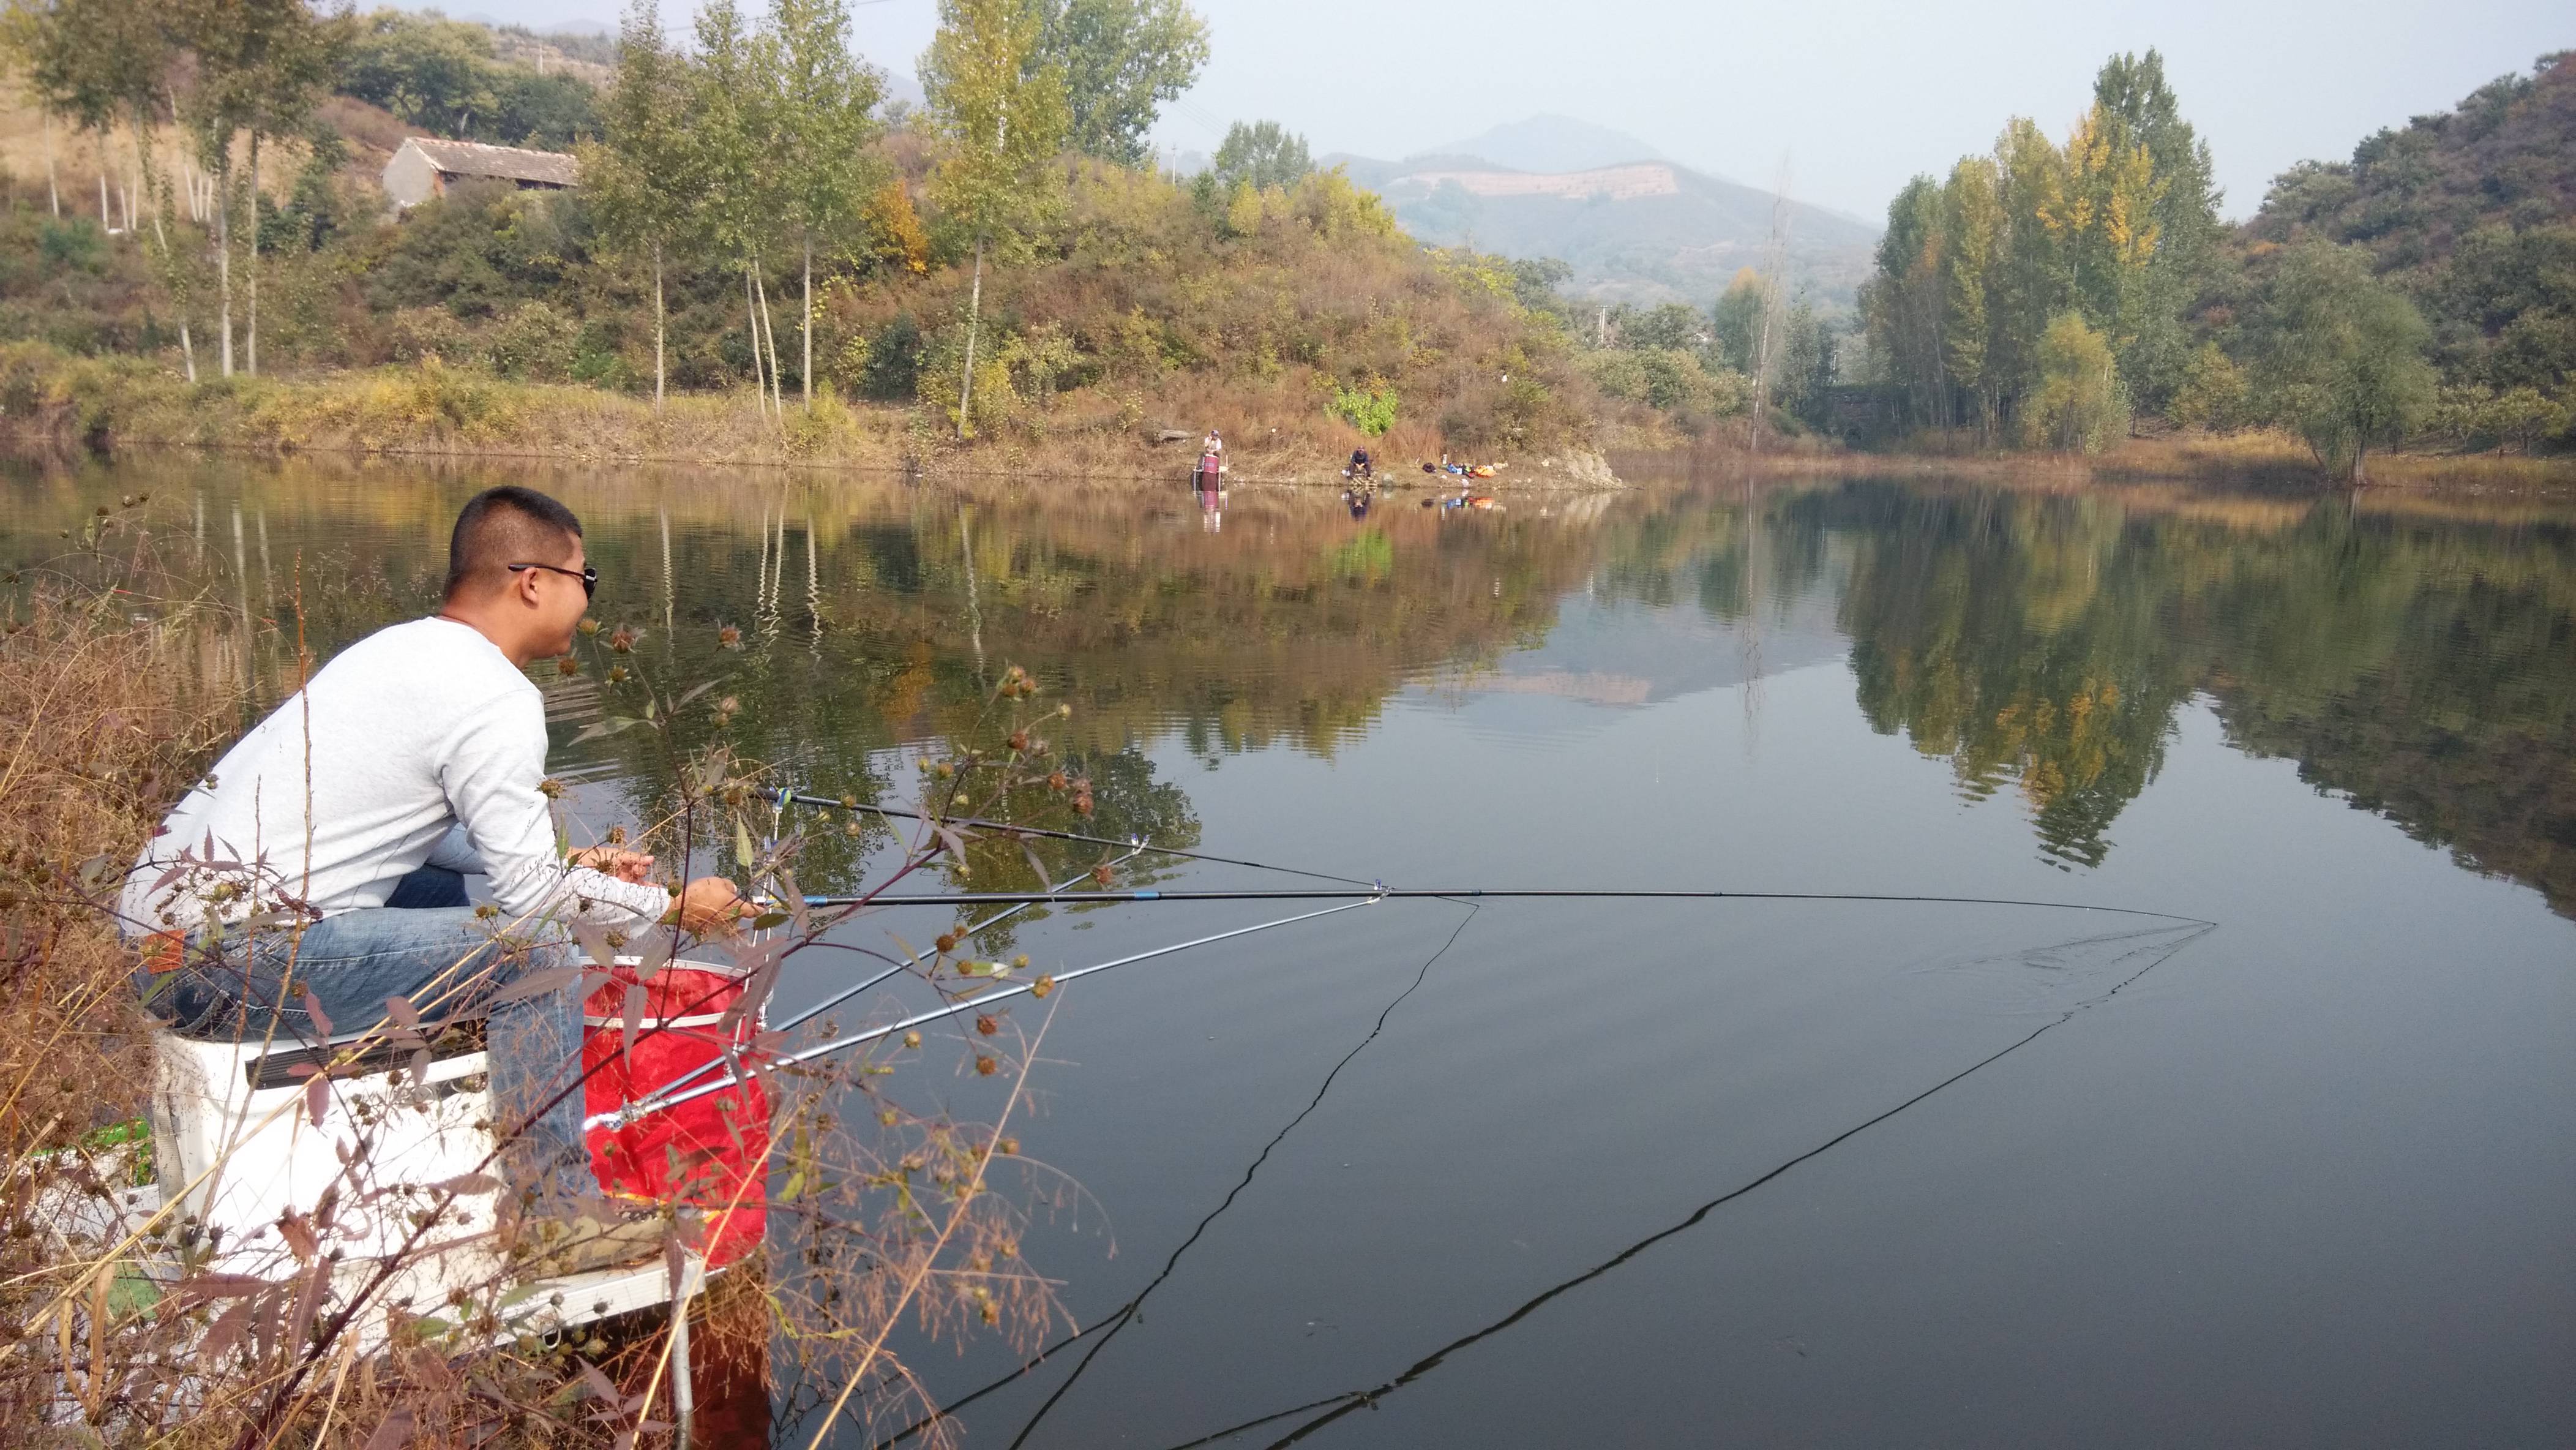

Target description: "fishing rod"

left=763, top=787, right=1377, bottom=887
left=793, top=885, right=2214, bottom=926
left=582, top=898, right=1380, bottom=1132
left=647, top=847, right=1150, bottom=1107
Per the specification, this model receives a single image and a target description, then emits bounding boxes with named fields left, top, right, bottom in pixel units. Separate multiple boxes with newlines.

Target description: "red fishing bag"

left=581, top=962, right=771, bottom=1267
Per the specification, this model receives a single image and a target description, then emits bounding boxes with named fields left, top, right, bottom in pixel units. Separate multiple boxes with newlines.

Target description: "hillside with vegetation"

left=2226, top=51, right=2575, bottom=451
left=0, top=0, right=1609, bottom=475
left=1856, top=49, right=2575, bottom=478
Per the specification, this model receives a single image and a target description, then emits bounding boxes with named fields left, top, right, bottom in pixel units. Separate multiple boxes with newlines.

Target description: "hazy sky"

left=442, top=0, right=2567, bottom=224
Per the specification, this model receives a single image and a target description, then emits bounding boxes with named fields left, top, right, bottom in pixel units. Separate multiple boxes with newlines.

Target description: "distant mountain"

left=1431, top=115, right=1669, bottom=176
left=1328, top=134, right=1879, bottom=308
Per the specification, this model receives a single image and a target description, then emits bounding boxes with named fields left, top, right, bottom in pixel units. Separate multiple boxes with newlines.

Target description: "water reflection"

left=1802, top=480, right=2576, bottom=906
left=6, top=457, right=2571, bottom=918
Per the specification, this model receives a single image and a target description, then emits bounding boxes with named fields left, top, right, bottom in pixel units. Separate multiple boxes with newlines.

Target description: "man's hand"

left=669, top=876, right=745, bottom=935
left=571, top=845, right=656, bottom=883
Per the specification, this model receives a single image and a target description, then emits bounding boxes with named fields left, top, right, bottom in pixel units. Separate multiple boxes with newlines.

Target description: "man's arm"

left=439, top=692, right=671, bottom=925
left=424, top=823, right=486, bottom=875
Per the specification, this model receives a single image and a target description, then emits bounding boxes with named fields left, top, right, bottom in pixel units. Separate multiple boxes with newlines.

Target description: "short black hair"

left=445, top=486, right=583, bottom=600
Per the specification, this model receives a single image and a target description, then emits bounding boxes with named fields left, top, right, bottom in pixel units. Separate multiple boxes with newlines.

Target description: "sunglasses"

left=509, top=562, right=599, bottom=599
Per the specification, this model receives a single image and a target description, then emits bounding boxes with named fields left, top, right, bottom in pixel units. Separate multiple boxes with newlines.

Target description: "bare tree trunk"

left=45, top=111, right=59, bottom=217
left=801, top=241, right=812, bottom=412
left=743, top=265, right=768, bottom=416
left=135, top=126, right=194, bottom=383
left=958, top=230, right=986, bottom=438
left=653, top=241, right=666, bottom=411
left=245, top=133, right=260, bottom=377
left=216, top=160, right=234, bottom=378
left=754, top=265, right=783, bottom=414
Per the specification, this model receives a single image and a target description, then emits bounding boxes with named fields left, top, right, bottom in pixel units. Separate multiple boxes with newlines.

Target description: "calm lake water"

left=7, top=457, right=2573, bottom=1445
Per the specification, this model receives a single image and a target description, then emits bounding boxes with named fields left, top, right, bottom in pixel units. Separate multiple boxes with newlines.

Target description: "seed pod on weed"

left=975, top=1055, right=997, bottom=1076
left=556, top=658, right=580, bottom=677
left=902, top=1031, right=922, bottom=1049
left=975, top=1014, right=998, bottom=1036
left=934, top=933, right=958, bottom=953
left=578, top=617, right=601, bottom=637
left=1030, top=975, right=1054, bottom=999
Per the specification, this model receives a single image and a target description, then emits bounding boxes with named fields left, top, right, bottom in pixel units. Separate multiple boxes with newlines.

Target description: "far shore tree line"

left=0, top=0, right=1611, bottom=457
left=4, top=6, right=2563, bottom=475
left=1555, top=271, right=1840, bottom=439
left=1863, top=48, right=2575, bottom=478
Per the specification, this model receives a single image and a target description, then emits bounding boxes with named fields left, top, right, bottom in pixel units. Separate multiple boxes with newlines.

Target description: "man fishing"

left=122, top=484, right=743, bottom=1269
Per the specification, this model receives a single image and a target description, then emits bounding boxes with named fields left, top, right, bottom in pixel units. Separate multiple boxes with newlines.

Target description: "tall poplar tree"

left=1029, top=0, right=1207, bottom=167
left=690, top=0, right=784, bottom=414
left=16, top=0, right=200, bottom=377
left=2089, top=50, right=2220, bottom=410
left=172, top=0, right=339, bottom=379
left=921, top=0, right=1068, bottom=436
left=772, top=0, right=883, bottom=411
left=591, top=0, right=697, bottom=409
left=1943, top=156, right=2004, bottom=438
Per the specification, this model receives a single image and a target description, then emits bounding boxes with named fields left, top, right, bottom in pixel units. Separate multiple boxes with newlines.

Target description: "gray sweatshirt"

left=124, top=616, right=668, bottom=933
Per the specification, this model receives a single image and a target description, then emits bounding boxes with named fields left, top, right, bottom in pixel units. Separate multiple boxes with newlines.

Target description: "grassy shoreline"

left=7, top=344, right=2569, bottom=495
left=0, top=342, right=1644, bottom=489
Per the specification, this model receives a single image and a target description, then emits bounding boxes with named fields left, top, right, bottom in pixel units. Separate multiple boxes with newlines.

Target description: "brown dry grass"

left=0, top=536, right=245, bottom=1160
left=0, top=80, right=326, bottom=217
left=0, top=522, right=249, bottom=1432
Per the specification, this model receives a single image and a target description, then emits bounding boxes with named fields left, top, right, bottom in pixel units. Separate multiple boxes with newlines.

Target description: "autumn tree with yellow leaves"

left=1863, top=50, right=2220, bottom=449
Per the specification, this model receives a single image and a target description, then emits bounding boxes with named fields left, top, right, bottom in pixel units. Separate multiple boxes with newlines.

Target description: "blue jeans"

left=139, top=867, right=601, bottom=1204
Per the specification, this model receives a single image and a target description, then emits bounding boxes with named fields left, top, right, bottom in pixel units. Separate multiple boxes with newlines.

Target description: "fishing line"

left=1154, top=921, right=2218, bottom=1450
left=796, top=885, right=2215, bottom=928
left=1003, top=901, right=1483, bottom=1449
left=863, top=903, right=1484, bottom=1450
left=763, top=787, right=1379, bottom=887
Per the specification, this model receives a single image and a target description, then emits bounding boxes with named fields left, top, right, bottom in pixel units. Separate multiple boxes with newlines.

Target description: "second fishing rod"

left=792, top=885, right=2214, bottom=925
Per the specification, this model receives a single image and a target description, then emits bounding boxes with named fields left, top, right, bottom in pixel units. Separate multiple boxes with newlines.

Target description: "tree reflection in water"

left=6, top=456, right=2569, bottom=915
